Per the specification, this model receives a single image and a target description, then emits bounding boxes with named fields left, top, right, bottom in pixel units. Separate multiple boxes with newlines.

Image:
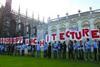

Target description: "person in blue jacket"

left=0, top=45, right=1, bottom=54
left=53, top=41, right=58, bottom=59
left=93, top=39, right=98, bottom=61
left=73, top=40, right=78, bottom=60
left=98, top=40, right=100, bottom=61
left=79, top=40, right=84, bottom=60
left=36, top=41, right=41, bottom=57
left=58, top=41, right=62, bottom=58
left=43, top=42, right=48, bottom=58
left=85, top=38, right=91, bottom=61
left=21, top=43, right=26, bottom=56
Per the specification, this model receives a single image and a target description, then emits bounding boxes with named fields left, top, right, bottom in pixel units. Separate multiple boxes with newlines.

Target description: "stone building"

left=0, top=0, right=40, bottom=38
left=37, top=8, right=100, bottom=42
left=0, top=0, right=16, bottom=37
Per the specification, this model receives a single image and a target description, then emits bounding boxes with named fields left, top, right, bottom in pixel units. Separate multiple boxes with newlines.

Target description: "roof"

left=50, top=9, right=100, bottom=22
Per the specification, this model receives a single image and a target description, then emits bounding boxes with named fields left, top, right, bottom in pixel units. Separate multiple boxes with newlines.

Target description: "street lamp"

left=18, top=23, right=21, bottom=36
left=26, top=24, right=31, bottom=45
left=33, top=26, right=37, bottom=37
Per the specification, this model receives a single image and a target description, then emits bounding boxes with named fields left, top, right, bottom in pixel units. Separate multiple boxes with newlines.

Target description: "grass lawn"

left=0, top=55, right=100, bottom=67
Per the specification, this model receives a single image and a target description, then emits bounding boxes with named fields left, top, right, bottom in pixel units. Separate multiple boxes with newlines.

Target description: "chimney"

left=48, top=17, right=51, bottom=23
left=78, top=10, right=81, bottom=16
left=89, top=7, right=92, bottom=15
left=66, top=13, right=68, bottom=19
left=57, top=14, right=60, bottom=21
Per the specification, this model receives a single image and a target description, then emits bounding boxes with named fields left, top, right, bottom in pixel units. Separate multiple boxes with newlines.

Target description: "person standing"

left=98, top=40, right=100, bottom=61
left=93, top=39, right=98, bottom=61
left=0, top=45, right=1, bottom=54
left=85, top=38, right=91, bottom=61
left=43, top=42, right=48, bottom=58
left=48, top=42, right=52, bottom=58
left=68, top=40, right=74, bottom=60
left=36, top=42, right=41, bottom=57
left=62, top=41, right=67, bottom=59
left=73, top=40, right=78, bottom=60
left=79, top=40, right=84, bottom=60
left=58, top=41, right=62, bottom=58
left=31, top=45, right=35, bottom=57
left=53, top=41, right=58, bottom=59
left=0, top=45, right=4, bottom=55
left=21, top=43, right=26, bottom=56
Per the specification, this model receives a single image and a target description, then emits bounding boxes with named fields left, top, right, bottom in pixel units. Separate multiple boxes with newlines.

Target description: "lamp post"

left=26, top=24, right=31, bottom=45
left=18, top=23, right=21, bottom=36
left=28, top=24, right=31, bottom=45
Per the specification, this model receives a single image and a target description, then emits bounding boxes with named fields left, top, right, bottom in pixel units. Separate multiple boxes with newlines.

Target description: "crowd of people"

left=0, top=38, right=100, bottom=62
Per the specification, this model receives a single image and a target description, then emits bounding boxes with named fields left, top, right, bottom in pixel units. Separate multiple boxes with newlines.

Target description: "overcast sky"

left=0, top=0, right=100, bottom=22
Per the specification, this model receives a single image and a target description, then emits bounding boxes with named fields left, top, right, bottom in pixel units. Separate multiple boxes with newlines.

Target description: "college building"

left=37, top=8, right=100, bottom=42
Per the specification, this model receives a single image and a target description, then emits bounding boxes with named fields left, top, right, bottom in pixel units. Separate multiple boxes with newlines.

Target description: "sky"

left=0, top=0, right=100, bottom=22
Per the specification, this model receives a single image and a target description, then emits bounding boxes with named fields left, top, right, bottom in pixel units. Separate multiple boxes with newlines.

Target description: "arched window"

left=94, top=18, right=100, bottom=29
left=51, top=25, right=57, bottom=33
left=59, top=23, right=66, bottom=32
left=69, top=23, right=78, bottom=31
left=82, top=21, right=90, bottom=29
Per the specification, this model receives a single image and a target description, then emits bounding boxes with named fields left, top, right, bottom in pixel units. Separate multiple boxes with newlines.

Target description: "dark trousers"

left=53, top=50, right=57, bottom=59
left=98, top=48, right=100, bottom=61
left=48, top=51, right=51, bottom=58
left=32, top=50, right=35, bottom=57
left=79, top=49, right=84, bottom=60
left=74, top=49, right=78, bottom=60
left=0, top=49, right=1, bottom=54
left=58, top=50, right=62, bottom=58
left=37, top=50, right=40, bottom=57
left=44, top=50, right=47, bottom=58
left=62, top=51, right=66, bottom=59
left=0, top=50, right=3, bottom=55
left=93, top=48, right=97, bottom=61
left=22, top=50, right=24, bottom=56
left=85, top=49, right=92, bottom=61
left=68, top=49, right=74, bottom=60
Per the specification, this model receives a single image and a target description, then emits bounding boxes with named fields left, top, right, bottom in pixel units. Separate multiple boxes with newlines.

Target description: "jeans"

left=37, top=50, right=40, bottom=57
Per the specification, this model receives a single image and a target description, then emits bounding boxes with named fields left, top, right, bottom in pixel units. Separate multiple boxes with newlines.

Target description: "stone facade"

left=37, top=9, right=100, bottom=42
left=0, top=0, right=40, bottom=38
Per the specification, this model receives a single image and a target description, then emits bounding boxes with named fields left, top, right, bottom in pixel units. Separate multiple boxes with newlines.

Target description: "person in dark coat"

left=79, top=40, right=84, bottom=60
left=36, top=42, right=41, bottom=57
left=31, top=45, right=35, bottom=57
left=48, top=42, right=52, bottom=58
left=62, top=41, right=67, bottom=59
left=58, top=41, right=62, bottom=58
left=68, top=40, right=74, bottom=60
left=73, top=40, right=78, bottom=60
left=92, top=39, right=98, bottom=61
left=98, top=40, right=100, bottom=61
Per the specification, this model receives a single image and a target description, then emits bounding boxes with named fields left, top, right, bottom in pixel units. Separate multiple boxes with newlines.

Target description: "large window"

left=51, top=25, right=57, bottom=33
left=59, top=23, right=66, bottom=32
left=69, top=23, right=78, bottom=31
left=94, top=19, right=100, bottom=29
left=82, top=21, right=90, bottom=29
